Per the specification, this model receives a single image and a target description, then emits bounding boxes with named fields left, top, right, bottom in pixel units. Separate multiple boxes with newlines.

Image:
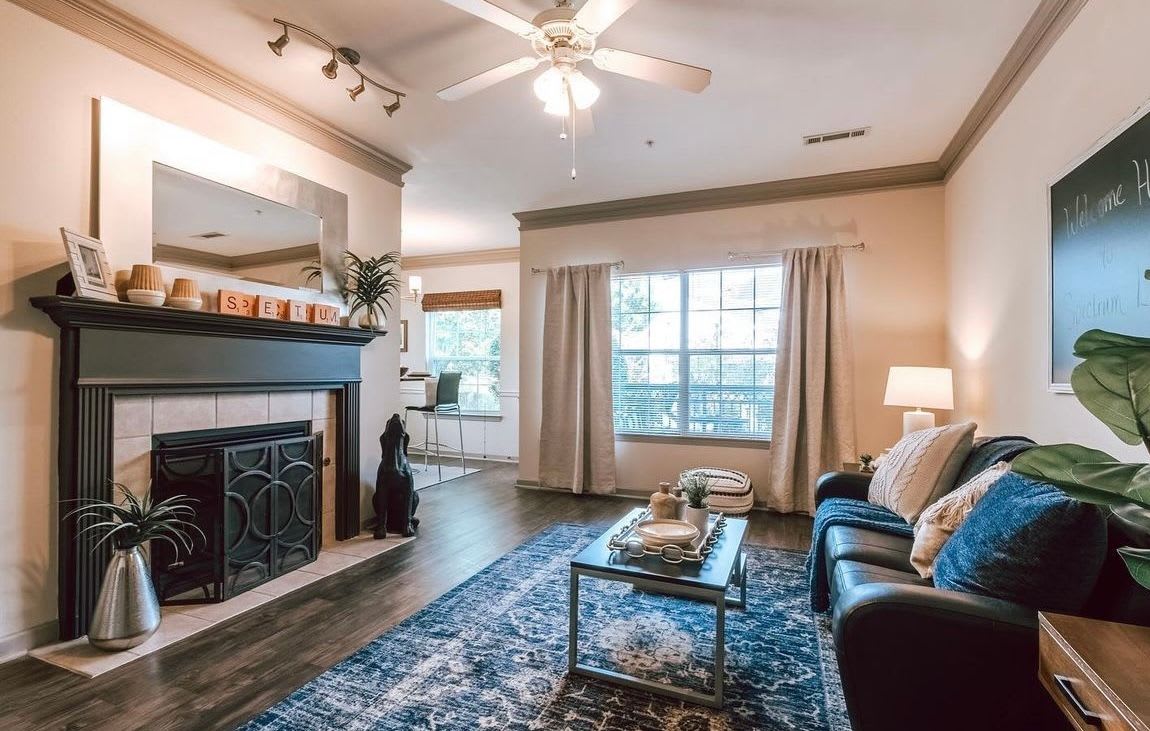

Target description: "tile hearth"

left=30, top=532, right=413, bottom=678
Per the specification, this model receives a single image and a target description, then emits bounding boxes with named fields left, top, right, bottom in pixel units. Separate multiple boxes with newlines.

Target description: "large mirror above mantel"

left=97, top=97, right=346, bottom=309
left=152, top=163, right=321, bottom=291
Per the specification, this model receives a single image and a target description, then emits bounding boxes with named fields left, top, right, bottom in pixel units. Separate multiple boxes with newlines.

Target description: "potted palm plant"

left=303, top=251, right=401, bottom=331
left=66, top=483, right=201, bottom=651
left=1011, top=329, right=1150, bottom=589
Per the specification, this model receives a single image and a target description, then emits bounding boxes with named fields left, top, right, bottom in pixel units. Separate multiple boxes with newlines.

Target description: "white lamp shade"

left=884, top=367, right=954, bottom=410
left=408, top=275, right=422, bottom=294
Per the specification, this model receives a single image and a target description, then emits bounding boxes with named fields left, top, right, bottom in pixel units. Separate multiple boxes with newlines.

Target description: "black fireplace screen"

left=151, top=424, right=321, bottom=603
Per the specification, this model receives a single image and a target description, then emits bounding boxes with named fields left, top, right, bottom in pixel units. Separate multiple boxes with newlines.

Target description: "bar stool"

left=403, top=372, right=465, bottom=482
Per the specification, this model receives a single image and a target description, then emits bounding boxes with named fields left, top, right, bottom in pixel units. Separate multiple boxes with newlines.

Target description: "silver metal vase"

left=88, top=545, right=161, bottom=651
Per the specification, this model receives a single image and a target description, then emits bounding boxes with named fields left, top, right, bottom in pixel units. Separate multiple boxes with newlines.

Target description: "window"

left=610, top=265, right=782, bottom=441
left=427, top=309, right=501, bottom=413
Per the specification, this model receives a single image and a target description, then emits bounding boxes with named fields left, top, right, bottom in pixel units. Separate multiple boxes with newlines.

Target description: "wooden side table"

left=1039, top=612, right=1150, bottom=730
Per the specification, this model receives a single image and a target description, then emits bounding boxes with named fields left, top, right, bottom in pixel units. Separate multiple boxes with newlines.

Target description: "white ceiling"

left=105, top=0, right=1040, bottom=255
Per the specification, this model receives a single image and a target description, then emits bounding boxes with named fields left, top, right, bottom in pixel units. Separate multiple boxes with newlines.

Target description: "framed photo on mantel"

left=60, top=227, right=118, bottom=301
left=1048, top=99, right=1150, bottom=392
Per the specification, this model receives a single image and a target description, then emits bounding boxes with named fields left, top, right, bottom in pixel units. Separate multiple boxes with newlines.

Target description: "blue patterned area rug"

left=240, top=523, right=851, bottom=731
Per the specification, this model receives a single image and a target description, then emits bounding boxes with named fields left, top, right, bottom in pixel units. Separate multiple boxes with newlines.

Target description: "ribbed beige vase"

left=169, top=278, right=200, bottom=300
left=126, top=264, right=164, bottom=293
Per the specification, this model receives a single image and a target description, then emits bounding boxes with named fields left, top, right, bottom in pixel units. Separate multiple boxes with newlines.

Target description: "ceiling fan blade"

left=591, top=48, right=711, bottom=93
left=573, top=0, right=640, bottom=36
left=437, top=0, right=540, bottom=38
left=437, top=56, right=542, bottom=101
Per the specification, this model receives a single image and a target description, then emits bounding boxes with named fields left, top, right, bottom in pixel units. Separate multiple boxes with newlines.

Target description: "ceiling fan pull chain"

left=567, top=78, right=577, bottom=180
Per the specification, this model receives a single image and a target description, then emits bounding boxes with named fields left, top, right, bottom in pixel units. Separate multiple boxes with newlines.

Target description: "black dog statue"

left=374, top=414, right=419, bottom=538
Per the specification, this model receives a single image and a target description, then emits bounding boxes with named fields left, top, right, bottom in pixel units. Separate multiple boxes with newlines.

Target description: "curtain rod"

left=530, top=260, right=624, bottom=274
left=727, top=242, right=866, bottom=261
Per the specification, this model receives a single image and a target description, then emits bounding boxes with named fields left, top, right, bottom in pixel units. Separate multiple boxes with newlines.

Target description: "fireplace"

left=151, top=422, right=322, bottom=603
left=33, top=295, right=380, bottom=640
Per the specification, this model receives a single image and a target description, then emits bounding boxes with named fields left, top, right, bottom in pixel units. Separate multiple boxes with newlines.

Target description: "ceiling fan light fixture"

left=543, top=95, right=570, bottom=117
left=566, top=70, right=599, bottom=110
left=533, top=66, right=565, bottom=103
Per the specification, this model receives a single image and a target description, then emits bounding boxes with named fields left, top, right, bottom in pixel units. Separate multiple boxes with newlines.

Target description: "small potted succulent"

left=858, top=453, right=876, bottom=473
left=679, top=472, right=714, bottom=536
left=66, top=483, right=201, bottom=651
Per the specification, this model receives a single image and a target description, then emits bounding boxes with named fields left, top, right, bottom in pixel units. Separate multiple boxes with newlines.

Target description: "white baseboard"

left=0, top=619, right=58, bottom=665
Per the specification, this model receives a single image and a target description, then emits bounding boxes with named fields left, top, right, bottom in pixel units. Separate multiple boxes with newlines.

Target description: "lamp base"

left=902, top=410, right=935, bottom=435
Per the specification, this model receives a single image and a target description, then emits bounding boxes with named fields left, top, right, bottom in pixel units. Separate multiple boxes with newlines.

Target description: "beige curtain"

left=538, top=264, right=617, bottom=494
left=767, top=246, right=855, bottom=513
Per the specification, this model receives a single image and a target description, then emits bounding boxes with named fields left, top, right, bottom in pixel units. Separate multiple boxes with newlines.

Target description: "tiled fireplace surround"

left=113, top=390, right=341, bottom=547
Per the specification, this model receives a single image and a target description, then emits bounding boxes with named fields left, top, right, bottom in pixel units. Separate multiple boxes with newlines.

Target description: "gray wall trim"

left=401, top=247, right=520, bottom=270
left=938, top=0, right=1089, bottom=177
left=514, top=162, right=945, bottom=231
left=10, top=0, right=412, bottom=186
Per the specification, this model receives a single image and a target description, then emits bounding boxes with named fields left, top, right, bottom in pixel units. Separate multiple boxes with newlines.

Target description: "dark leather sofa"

left=816, top=459, right=1150, bottom=731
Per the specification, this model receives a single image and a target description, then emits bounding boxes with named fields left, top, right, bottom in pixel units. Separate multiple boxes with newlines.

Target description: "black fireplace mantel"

left=31, top=295, right=380, bottom=640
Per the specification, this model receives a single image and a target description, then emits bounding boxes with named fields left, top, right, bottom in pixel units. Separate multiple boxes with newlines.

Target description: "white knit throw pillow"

left=867, top=422, right=977, bottom=524
left=910, top=461, right=1010, bottom=578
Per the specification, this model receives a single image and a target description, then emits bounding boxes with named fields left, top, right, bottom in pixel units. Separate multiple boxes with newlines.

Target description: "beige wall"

left=399, top=260, right=520, bottom=459
left=519, top=185, right=948, bottom=495
left=0, top=3, right=401, bottom=659
left=945, top=0, right=1150, bottom=463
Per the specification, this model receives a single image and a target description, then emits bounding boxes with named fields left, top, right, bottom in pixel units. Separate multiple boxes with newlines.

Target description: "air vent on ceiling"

left=193, top=231, right=228, bottom=239
left=803, top=127, right=871, bottom=146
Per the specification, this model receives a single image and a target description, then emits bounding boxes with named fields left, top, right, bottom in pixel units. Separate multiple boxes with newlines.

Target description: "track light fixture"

left=321, top=53, right=339, bottom=80
left=267, top=28, right=290, bottom=56
left=266, top=18, right=404, bottom=116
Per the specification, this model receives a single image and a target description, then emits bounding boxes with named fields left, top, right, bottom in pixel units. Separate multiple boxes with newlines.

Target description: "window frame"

left=610, top=262, right=781, bottom=445
left=426, top=308, right=503, bottom=416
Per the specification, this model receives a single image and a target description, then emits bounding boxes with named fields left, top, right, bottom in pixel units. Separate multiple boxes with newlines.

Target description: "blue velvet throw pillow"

left=933, top=472, right=1106, bottom=613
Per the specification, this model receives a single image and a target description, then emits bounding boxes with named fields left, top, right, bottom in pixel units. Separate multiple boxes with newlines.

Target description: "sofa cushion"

left=830, top=559, right=929, bottom=606
left=825, top=525, right=915, bottom=581
left=910, top=462, right=1010, bottom=578
left=933, top=472, right=1107, bottom=613
left=868, top=423, right=977, bottom=524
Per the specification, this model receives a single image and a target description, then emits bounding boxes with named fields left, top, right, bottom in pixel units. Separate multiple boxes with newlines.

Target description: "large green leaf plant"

left=1012, top=330, right=1150, bottom=589
left=303, top=251, right=401, bottom=321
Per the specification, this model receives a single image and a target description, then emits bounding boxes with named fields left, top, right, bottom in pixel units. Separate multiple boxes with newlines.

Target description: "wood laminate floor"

left=0, top=464, right=812, bottom=730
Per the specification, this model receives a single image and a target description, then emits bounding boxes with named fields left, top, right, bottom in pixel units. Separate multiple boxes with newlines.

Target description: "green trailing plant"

left=1011, top=329, right=1150, bottom=589
left=680, top=472, right=714, bottom=510
left=65, top=483, right=203, bottom=556
left=302, top=251, right=401, bottom=321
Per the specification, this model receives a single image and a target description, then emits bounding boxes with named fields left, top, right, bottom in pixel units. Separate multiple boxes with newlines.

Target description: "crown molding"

left=939, top=0, right=1088, bottom=177
left=9, top=0, right=412, bottom=186
left=514, top=162, right=945, bottom=231
left=401, top=247, right=520, bottom=270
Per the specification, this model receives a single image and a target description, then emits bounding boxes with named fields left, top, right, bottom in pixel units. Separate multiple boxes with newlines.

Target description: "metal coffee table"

left=568, top=508, right=749, bottom=708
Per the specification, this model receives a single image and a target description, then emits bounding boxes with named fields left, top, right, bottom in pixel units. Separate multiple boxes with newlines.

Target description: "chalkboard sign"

left=1049, top=102, right=1150, bottom=390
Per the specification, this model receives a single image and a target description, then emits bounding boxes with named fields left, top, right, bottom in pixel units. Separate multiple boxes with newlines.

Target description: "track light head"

left=383, top=100, right=401, bottom=117
left=322, top=55, right=339, bottom=80
left=267, top=32, right=290, bottom=56
left=348, top=80, right=366, bottom=101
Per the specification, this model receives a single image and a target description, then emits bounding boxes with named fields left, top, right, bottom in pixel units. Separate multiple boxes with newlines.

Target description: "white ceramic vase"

left=683, top=505, right=710, bottom=537
left=358, top=305, right=387, bottom=331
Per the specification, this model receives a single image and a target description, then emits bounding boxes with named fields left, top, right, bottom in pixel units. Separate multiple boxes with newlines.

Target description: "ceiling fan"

left=435, top=0, right=712, bottom=121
